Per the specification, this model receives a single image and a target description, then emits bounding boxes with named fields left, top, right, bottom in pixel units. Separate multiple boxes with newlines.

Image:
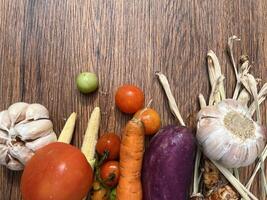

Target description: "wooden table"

left=1, top=0, right=266, bottom=199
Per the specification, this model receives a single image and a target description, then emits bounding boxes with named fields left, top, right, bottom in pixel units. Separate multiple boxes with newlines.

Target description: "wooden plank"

left=0, top=0, right=266, bottom=199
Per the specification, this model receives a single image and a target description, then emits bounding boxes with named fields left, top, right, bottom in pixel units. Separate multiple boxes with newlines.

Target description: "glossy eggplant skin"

left=142, top=125, right=196, bottom=200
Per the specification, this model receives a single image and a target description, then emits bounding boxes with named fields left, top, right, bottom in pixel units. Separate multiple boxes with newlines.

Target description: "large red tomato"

left=21, top=142, right=93, bottom=200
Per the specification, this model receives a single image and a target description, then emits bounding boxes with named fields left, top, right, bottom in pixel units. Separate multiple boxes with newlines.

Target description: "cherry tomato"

left=96, top=133, right=121, bottom=161
left=100, top=161, right=120, bottom=187
left=21, top=142, right=93, bottom=200
left=135, top=108, right=161, bottom=135
left=115, top=85, right=145, bottom=114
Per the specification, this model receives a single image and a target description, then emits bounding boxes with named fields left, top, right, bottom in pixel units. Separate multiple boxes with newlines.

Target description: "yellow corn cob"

left=81, top=107, right=101, bottom=169
left=58, top=112, right=77, bottom=143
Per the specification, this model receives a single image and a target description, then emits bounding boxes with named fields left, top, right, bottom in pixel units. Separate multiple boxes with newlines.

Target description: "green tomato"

left=76, top=72, right=98, bottom=94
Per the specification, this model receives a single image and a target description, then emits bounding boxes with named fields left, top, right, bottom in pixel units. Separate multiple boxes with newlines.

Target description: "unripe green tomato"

left=76, top=72, right=98, bottom=94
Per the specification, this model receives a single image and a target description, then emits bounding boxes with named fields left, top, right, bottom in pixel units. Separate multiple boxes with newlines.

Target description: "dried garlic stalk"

left=237, top=88, right=250, bottom=107
left=227, top=35, right=241, bottom=99
left=190, top=95, right=206, bottom=199
left=246, top=146, right=267, bottom=189
left=249, top=83, right=267, bottom=115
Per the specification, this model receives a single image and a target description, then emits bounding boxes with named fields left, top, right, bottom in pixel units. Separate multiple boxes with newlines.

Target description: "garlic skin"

left=197, top=99, right=266, bottom=168
left=0, top=102, right=57, bottom=170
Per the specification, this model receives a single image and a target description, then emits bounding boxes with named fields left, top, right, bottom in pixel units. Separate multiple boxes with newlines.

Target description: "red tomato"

left=115, top=85, right=145, bottom=114
left=96, top=133, right=121, bottom=161
left=21, top=142, right=93, bottom=200
left=100, top=161, right=120, bottom=187
left=135, top=108, right=161, bottom=135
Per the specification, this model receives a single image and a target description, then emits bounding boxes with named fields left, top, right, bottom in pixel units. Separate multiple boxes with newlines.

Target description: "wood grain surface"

left=1, top=0, right=267, bottom=199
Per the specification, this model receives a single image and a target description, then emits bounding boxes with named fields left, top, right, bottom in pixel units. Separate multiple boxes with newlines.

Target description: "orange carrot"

left=116, top=118, right=145, bottom=200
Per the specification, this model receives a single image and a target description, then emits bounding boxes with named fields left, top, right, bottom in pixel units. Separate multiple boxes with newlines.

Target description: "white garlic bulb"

left=0, top=102, right=57, bottom=170
left=197, top=99, right=266, bottom=168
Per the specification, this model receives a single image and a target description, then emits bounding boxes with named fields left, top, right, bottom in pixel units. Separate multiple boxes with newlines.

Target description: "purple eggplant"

left=142, top=125, right=196, bottom=200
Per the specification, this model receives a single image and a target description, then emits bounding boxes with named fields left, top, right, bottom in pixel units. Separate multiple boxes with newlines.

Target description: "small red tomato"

left=21, top=142, right=93, bottom=200
left=100, top=161, right=120, bottom=187
left=135, top=108, right=161, bottom=135
left=115, top=85, right=145, bottom=114
left=96, top=133, right=121, bottom=161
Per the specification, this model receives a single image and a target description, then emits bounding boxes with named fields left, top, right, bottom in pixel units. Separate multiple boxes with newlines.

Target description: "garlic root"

left=212, top=161, right=257, bottom=200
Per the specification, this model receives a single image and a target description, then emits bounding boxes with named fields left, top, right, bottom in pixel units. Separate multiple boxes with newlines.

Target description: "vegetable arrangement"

left=1, top=38, right=266, bottom=200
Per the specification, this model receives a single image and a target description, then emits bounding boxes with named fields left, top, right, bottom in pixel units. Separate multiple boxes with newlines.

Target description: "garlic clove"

left=255, top=124, right=267, bottom=140
left=15, top=119, right=53, bottom=140
left=197, top=116, right=223, bottom=144
left=0, top=130, right=8, bottom=144
left=25, top=132, right=57, bottom=151
left=0, top=111, right=11, bottom=131
left=242, top=140, right=259, bottom=167
left=219, top=142, right=248, bottom=168
left=256, top=138, right=266, bottom=156
left=218, top=99, right=248, bottom=117
left=197, top=120, right=223, bottom=144
left=25, top=103, right=49, bottom=121
left=202, top=130, right=232, bottom=161
left=8, top=102, right=29, bottom=125
left=8, top=144, right=34, bottom=165
left=0, top=144, right=8, bottom=164
left=6, top=155, right=24, bottom=170
left=235, top=144, right=249, bottom=167
left=197, top=106, right=223, bottom=119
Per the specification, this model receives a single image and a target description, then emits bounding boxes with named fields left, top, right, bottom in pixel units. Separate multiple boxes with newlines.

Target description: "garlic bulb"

left=0, top=102, right=57, bottom=170
left=197, top=99, right=266, bottom=168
